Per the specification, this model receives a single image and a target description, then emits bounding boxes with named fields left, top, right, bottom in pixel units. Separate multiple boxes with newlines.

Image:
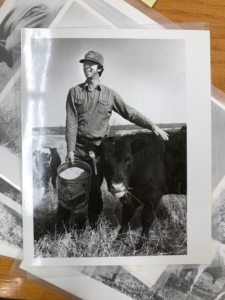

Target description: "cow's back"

left=128, top=130, right=187, bottom=195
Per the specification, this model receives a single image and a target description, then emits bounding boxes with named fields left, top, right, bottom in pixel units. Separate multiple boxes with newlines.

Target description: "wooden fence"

left=32, top=123, right=185, bottom=136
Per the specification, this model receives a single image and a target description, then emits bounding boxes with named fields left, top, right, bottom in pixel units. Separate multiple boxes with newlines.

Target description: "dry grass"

left=0, top=202, right=22, bottom=248
left=92, top=270, right=155, bottom=300
left=154, top=269, right=225, bottom=300
left=32, top=134, right=187, bottom=257
left=0, top=77, right=21, bottom=155
left=0, top=62, right=14, bottom=92
left=0, top=177, right=22, bottom=204
left=213, top=190, right=225, bottom=243
left=33, top=180, right=187, bottom=258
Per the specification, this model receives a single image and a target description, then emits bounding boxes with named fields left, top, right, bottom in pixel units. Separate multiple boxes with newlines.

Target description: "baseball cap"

left=79, top=51, right=104, bottom=67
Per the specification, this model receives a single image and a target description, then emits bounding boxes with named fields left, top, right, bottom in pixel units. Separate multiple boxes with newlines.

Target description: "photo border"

left=22, top=28, right=211, bottom=266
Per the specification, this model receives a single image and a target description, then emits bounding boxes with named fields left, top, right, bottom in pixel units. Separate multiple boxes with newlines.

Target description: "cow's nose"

left=111, top=182, right=125, bottom=193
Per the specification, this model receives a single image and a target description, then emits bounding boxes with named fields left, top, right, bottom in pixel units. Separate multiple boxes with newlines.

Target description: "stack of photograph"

left=0, top=0, right=224, bottom=299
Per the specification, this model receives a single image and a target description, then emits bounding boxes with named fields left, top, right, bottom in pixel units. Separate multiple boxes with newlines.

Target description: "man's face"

left=83, top=61, right=100, bottom=80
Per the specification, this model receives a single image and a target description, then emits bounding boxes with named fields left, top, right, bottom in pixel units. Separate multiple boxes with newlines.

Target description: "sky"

left=26, top=35, right=186, bottom=127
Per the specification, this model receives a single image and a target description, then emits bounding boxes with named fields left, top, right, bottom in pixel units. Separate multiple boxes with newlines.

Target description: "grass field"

left=154, top=268, right=225, bottom=300
left=0, top=76, right=21, bottom=156
left=0, top=177, right=22, bottom=205
left=152, top=192, right=225, bottom=300
left=33, top=134, right=187, bottom=258
left=0, top=202, right=22, bottom=248
left=91, top=268, right=155, bottom=300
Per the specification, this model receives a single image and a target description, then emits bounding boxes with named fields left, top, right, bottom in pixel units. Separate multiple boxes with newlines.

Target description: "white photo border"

left=22, top=28, right=211, bottom=266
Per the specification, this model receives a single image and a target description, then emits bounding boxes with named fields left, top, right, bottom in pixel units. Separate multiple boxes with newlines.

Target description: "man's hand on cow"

left=66, top=151, right=74, bottom=164
left=152, top=125, right=169, bottom=141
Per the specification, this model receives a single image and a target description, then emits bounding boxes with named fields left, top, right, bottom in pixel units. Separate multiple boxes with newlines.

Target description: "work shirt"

left=66, top=82, right=155, bottom=152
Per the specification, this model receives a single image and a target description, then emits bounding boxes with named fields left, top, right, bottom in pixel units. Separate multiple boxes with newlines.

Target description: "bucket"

left=57, top=161, right=92, bottom=211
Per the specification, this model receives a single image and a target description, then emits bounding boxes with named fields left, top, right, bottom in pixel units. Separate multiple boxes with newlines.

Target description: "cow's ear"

left=48, top=147, right=54, bottom=153
left=130, top=139, right=146, bottom=155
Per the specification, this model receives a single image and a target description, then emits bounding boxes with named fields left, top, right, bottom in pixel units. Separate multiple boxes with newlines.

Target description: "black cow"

left=87, top=129, right=187, bottom=240
left=33, top=147, right=61, bottom=190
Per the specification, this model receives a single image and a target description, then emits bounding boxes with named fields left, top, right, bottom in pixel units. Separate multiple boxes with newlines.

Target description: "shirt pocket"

left=97, top=95, right=110, bottom=115
left=75, top=96, right=86, bottom=115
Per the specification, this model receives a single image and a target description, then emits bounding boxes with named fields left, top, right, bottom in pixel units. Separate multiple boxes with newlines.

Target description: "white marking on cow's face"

left=41, top=148, right=51, bottom=155
left=111, top=182, right=126, bottom=198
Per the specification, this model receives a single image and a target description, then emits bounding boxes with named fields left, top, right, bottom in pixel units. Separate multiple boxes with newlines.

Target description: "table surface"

left=0, top=0, right=224, bottom=299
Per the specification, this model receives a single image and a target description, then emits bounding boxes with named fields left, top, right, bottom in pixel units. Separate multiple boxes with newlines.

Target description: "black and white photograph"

left=82, top=266, right=157, bottom=299
left=22, top=28, right=211, bottom=266
left=211, top=96, right=225, bottom=193
left=0, top=173, right=22, bottom=253
left=0, top=77, right=21, bottom=154
left=0, top=175, right=22, bottom=204
left=0, top=195, right=22, bottom=249
left=152, top=193, right=225, bottom=300
left=0, top=0, right=68, bottom=94
left=0, top=144, right=21, bottom=189
left=0, top=0, right=117, bottom=196
left=0, top=0, right=125, bottom=161
left=145, top=97, right=225, bottom=300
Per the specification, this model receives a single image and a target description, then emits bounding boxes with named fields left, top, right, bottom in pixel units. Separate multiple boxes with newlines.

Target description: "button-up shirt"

left=66, top=82, right=154, bottom=152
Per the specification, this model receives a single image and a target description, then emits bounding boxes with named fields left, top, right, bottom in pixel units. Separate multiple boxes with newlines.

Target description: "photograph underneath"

left=152, top=190, right=225, bottom=300
left=0, top=200, right=22, bottom=249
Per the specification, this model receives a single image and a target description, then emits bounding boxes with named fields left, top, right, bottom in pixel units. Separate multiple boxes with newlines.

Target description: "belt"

left=77, top=136, right=102, bottom=145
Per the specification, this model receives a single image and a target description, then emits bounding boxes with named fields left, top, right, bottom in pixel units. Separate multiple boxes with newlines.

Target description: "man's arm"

left=66, top=89, right=78, bottom=163
left=112, top=91, right=169, bottom=140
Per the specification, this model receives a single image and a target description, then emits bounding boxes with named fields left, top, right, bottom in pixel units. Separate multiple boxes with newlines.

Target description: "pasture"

left=91, top=268, right=155, bottom=300
left=0, top=177, right=22, bottom=205
left=153, top=194, right=225, bottom=300
left=154, top=268, right=225, bottom=300
left=0, top=76, right=21, bottom=156
left=0, top=202, right=23, bottom=249
left=33, top=133, right=187, bottom=258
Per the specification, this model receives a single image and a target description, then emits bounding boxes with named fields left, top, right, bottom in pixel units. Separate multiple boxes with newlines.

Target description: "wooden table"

left=0, top=0, right=224, bottom=299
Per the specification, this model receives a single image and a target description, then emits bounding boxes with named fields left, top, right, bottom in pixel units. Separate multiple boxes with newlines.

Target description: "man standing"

left=56, top=50, right=169, bottom=229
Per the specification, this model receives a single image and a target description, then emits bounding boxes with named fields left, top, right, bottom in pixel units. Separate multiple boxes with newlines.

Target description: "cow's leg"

left=51, top=171, right=57, bottom=189
left=141, top=197, right=161, bottom=238
left=188, top=265, right=207, bottom=293
left=135, top=196, right=161, bottom=249
left=55, top=204, right=71, bottom=232
left=119, top=194, right=139, bottom=235
left=177, top=268, right=191, bottom=291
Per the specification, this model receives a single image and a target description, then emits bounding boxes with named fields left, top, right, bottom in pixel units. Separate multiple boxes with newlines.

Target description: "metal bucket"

left=57, top=161, right=92, bottom=211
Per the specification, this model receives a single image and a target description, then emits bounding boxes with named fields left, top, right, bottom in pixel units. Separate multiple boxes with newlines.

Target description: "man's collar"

left=83, top=81, right=102, bottom=91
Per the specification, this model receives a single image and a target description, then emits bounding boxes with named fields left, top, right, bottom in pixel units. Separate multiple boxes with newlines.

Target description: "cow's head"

left=87, top=137, right=146, bottom=198
left=33, top=148, right=52, bottom=185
